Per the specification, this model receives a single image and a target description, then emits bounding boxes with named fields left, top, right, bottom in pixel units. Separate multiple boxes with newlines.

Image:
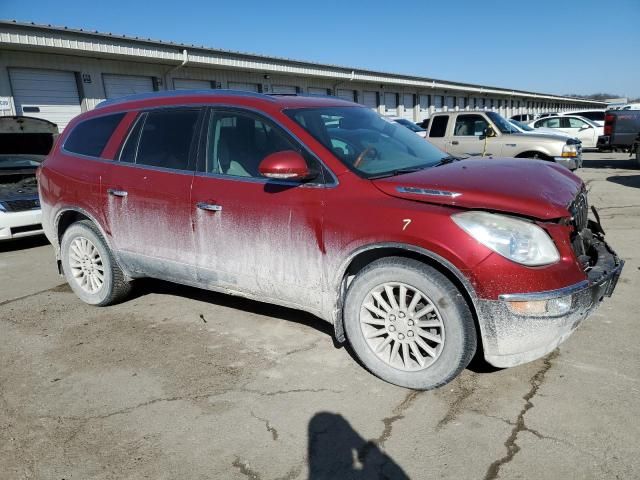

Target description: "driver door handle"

left=196, top=202, right=223, bottom=212
left=451, top=140, right=459, bottom=145
left=107, top=188, right=128, bottom=197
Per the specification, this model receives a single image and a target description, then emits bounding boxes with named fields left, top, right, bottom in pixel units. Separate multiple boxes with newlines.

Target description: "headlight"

left=452, top=211, right=560, bottom=266
left=562, top=143, right=578, bottom=157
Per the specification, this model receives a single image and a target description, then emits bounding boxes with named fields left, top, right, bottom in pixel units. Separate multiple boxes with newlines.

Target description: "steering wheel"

left=353, top=146, right=379, bottom=168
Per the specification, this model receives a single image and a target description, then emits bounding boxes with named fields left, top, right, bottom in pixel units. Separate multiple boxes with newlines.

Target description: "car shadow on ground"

left=582, top=156, right=638, bottom=169
left=0, top=234, right=49, bottom=253
left=129, top=278, right=336, bottom=341
left=307, top=412, right=409, bottom=479
left=607, top=174, right=640, bottom=189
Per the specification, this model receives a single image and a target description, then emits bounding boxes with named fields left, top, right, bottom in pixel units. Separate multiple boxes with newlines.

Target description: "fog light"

left=506, top=295, right=572, bottom=316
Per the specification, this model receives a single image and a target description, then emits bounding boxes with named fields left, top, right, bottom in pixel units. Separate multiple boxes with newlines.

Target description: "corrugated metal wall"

left=0, top=48, right=599, bottom=128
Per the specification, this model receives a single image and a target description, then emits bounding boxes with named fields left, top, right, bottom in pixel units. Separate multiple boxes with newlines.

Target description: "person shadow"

left=308, top=412, right=409, bottom=480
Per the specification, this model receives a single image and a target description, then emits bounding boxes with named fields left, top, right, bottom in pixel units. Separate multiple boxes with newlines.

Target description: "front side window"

left=543, top=118, right=561, bottom=128
left=119, top=109, right=200, bottom=170
left=454, top=115, right=488, bottom=136
left=285, top=106, right=448, bottom=178
left=64, top=113, right=125, bottom=157
left=206, top=110, right=312, bottom=178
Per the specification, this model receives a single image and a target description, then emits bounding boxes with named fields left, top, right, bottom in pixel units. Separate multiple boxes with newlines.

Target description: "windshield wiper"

left=368, top=167, right=426, bottom=180
left=432, top=155, right=459, bottom=167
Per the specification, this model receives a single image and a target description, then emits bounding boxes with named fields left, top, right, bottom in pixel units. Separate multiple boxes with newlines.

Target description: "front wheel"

left=61, top=220, right=131, bottom=306
left=343, top=257, right=477, bottom=390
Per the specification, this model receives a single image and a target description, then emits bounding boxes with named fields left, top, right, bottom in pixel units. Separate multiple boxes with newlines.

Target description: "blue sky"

left=2, top=0, right=639, bottom=97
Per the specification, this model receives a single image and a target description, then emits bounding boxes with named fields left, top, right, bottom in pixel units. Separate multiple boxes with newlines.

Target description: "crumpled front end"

left=476, top=226, right=623, bottom=368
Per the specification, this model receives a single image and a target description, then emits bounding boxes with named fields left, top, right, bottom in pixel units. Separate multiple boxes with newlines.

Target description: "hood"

left=509, top=131, right=571, bottom=141
left=372, top=158, right=582, bottom=220
left=0, top=116, right=59, bottom=156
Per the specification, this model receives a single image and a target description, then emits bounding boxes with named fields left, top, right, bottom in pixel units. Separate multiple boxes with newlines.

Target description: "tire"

left=61, top=220, right=131, bottom=306
left=343, top=257, right=476, bottom=390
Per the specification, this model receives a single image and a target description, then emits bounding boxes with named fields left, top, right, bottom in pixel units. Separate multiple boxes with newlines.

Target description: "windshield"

left=394, top=118, right=424, bottom=132
left=487, top=112, right=519, bottom=134
left=510, top=120, right=534, bottom=131
left=285, top=107, right=448, bottom=177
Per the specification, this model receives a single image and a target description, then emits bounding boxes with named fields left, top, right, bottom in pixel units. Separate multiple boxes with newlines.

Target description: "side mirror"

left=580, top=124, right=592, bottom=130
left=480, top=125, right=497, bottom=139
left=259, top=150, right=317, bottom=181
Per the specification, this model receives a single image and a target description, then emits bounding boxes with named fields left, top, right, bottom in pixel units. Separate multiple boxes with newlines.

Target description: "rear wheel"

left=61, top=220, right=131, bottom=306
left=343, top=257, right=476, bottom=390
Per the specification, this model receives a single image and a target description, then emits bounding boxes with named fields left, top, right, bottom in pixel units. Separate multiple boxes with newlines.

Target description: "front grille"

left=569, top=190, right=588, bottom=232
left=1, top=198, right=40, bottom=212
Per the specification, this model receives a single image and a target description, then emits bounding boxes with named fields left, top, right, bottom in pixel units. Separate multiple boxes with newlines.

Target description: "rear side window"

left=119, top=109, right=200, bottom=170
left=64, top=113, right=125, bottom=157
left=429, top=116, right=449, bottom=137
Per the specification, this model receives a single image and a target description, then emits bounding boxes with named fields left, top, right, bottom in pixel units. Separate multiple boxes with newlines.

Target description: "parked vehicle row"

left=511, top=110, right=605, bottom=126
left=423, top=110, right=582, bottom=169
left=37, top=90, right=623, bottom=389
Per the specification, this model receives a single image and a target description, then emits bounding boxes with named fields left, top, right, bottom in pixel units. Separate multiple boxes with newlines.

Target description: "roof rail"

left=95, top=89, right=274, bottom=109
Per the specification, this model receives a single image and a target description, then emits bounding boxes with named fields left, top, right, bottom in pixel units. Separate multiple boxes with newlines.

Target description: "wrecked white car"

left=0, top=116, right=58, bottom=241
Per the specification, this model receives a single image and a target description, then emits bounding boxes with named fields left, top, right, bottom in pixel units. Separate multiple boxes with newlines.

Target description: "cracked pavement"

left=1, top=153, right=639, bottom=479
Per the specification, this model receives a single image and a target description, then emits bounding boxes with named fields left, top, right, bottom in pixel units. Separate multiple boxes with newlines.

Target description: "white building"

left=0, top=20, right=605, bottom=130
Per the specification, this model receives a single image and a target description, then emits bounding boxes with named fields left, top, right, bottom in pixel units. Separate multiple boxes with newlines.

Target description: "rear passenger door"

left=104, top=108, right=203, bottom=282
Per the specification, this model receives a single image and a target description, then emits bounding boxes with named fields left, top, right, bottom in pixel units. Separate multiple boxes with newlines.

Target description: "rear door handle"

left=196, top=202, right=222, bottom=212
left=107, top=188, right=128, bottom=197
left=451, top=140, right=459, bottom=145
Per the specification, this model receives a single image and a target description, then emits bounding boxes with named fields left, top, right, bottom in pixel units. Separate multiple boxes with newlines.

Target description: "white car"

left=386, top=116, right=427, bottom=137
left=0, top=116, right=58, bottom=241
left=560, top=109, right=606, bottom=126
left=529, top=115, right=603, bottom=149
left=509, top=119, right=575, bottom=139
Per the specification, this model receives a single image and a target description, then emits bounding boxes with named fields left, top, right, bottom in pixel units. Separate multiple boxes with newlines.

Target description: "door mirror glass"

left=259, top=150, right=316, bottom=181
left=482, top=125, right=497, bottom=138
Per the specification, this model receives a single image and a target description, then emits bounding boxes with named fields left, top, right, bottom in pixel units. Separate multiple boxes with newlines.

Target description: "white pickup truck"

left=425, top=111, right=582, bottom=170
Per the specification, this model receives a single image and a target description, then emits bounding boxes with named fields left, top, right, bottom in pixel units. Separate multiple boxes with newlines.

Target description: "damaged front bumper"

left=476, top=239, right=624, bottom=368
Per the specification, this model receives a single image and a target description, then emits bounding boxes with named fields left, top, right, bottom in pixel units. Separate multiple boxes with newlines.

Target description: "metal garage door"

left=384, top=93, right=398, bottom=115
left=402, top=93, right=414, bottom=120
left=228, top=82, right=260, bottom=92
left=308, top=87, right=329, bottom=96
left=337, top=89, right=356, bottom=102
left=9, top=68, right=82, bottom=131
left=173, top=79, right=212, bottom=90
left=103, top=74, right=154, bottom=99
left=445, top=96, right=455, bottom=109
left=363, top=91, right=378, bottom=110
left=271, top=85, right=297, bottom=94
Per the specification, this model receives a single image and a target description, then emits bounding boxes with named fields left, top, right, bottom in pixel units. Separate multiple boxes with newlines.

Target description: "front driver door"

left=190, top=108, right=327, bottom=312
left=564, top=117, right=596, bottom=148
left=448, top=114, right=490, bottom=156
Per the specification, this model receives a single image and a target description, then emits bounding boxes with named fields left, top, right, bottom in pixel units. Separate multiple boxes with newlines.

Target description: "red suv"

left=38, top=91, right=623, bottom=389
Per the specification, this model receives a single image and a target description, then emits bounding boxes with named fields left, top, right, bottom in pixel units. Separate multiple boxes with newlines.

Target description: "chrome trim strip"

left=498, top=280, right=589, bottom=302
left=396, top=186, right=462, bottom=198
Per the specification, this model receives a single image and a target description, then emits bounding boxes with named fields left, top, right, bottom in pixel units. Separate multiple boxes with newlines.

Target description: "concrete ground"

left=1, top=152, right=638, bottom=479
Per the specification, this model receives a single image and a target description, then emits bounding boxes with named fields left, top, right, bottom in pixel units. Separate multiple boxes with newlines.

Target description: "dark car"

left=38, top=90, right=623, bottom=389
